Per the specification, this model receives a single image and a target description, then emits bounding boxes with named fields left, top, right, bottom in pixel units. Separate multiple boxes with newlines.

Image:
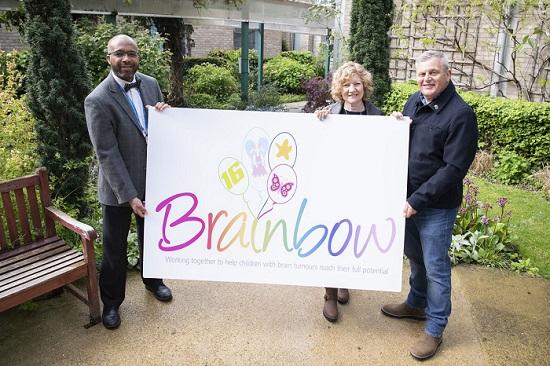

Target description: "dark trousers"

left=100, top=204, right=162, bottom=309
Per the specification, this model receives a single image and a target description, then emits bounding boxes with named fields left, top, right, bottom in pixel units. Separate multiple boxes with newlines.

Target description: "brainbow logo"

left=217, top=128, right=298, bottom=220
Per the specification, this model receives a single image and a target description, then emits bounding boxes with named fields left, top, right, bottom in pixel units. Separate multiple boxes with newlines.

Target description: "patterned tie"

left=124, top=79, right=141, bottom=92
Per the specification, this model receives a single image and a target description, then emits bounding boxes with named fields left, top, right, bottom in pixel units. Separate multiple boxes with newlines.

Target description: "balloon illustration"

left=219, top=130, right=298, bottom=220
left=268, top=132, right=297, bottom=169
left=218, top=157, right=248, bottom=195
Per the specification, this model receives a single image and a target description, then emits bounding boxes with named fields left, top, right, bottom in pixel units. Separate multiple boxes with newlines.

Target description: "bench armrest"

left=45, top=206, right=98, bottom=242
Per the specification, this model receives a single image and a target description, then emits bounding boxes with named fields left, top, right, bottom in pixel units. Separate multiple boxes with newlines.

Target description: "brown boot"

left=323, top=287, right=338, bottom=322
left=337, top=288, right=350, bottom=304
left=381, top=302, right=426, bottom=320
left=410, top=333, right=442, bottom=360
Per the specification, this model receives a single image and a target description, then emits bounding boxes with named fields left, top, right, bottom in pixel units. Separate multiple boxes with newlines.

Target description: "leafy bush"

left=182, top=56, right=227, bottom=76
left=381, top=81, right=417, bottom=115
left=450, top=177, right=538, bottom=274
left=246, top=85, right=285, bottom=111
left=74, top=18, right=170, bottom=92
left=185, top=93, right=223, bottom=109
left=385, top=83, right=550, bottom=171
left=0, top=49, right=29, bottom=97
left=208, top=48, right=258, bottom=69
left=279, top=50, right=324, bottom=77
left=0, top=52, right=38, bottom=180
left=185, top=63, right=239, bottom=104
left=492, top=150, right=531, bottom=184
left=302, top=76, right=331, bottom=113
left=462, top=92, right=550, bottom=170
left=264, top=56, right=316, bottom=94
left=278, top=50, right=315, bottom=66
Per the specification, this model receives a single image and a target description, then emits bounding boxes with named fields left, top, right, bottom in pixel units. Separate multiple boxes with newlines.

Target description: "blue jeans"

left=404, top=207, right=458, bottom=337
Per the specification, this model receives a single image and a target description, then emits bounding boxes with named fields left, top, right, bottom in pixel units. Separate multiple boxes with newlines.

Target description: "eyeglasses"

left=108, top=51, right=139, bottom=58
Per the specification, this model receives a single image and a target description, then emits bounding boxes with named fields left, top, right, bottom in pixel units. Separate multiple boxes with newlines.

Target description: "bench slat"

left=0, top=253, right=84, bottom=293
left=14, top=188, right=32, bottom=245
left=26, top=186, right=44, bottom=241
left=0, top=263, right=87, bottom=311
left=0, top=244, right=76, bottom=278
left=1, top=191, right=19, bottom=246
left=0, top=237, right=64, bottom=267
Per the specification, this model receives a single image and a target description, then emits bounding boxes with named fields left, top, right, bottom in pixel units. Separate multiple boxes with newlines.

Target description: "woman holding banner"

left=315, top=61, right=383, bottom=322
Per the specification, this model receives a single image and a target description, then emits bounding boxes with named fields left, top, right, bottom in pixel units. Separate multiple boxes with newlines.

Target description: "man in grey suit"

left=85, top=34, right=172, bottom=329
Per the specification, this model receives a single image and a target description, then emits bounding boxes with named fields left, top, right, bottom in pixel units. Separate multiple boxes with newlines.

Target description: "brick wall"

left=190, top=25, right=285, bottom=59
left=190, top=25, right=234, bottom=57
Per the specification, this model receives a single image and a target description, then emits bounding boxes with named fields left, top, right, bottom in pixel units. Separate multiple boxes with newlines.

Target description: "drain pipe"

left=491, top=4, right=517, bottom=97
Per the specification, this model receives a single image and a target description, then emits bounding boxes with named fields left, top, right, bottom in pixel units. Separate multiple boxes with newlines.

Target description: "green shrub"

left=185, top=63, right=239, bottom=103
left=74, top=18, right=170, bottom=92
left=264, top=56, right=316, bottom=94
left=181, top=56, right=227, bottom=76
left=492, top=150, right=531, bottom=184
left=0, top=52, right=38, bottom=180
left=278, top=50, right=315, bottom=66
left=185, top=92, right=223, bottom=109
left=461, top=92, right=550, bottom=170
left=385, top=83, right=550, bottom=171
left=0, top=49, right=29, bottom=97
left=246, top=85, right=285, bottom=111
left=208, top=48, right=258, bottom=69
left=381, top=82, right=417, bottom=115
left=279, top=50, right=324, bottom=77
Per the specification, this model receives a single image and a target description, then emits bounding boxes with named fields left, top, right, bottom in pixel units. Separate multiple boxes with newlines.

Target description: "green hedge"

left=264, top=56, right=317, bottom=94
left=181, top=56, right=228, bottom=76
left=384, top=83, right=550, bottom=170
left=184, top=64, right=239, bottom=103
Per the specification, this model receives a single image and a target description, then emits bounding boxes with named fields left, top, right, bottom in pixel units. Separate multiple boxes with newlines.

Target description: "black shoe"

left=146, top=283, right=173, bottom=302
left=102, top=307, right=121, bottom=329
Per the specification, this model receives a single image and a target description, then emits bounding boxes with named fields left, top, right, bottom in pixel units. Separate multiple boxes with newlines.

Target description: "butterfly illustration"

left=270, top=173, right=294, bottom=197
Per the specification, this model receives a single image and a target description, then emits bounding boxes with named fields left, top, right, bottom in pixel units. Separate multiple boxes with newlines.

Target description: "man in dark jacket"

left=381, top=50, right=478, bottom=360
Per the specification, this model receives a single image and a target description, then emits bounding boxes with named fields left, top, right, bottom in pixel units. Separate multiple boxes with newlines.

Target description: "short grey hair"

left=416, top=50, right=449, bottom=72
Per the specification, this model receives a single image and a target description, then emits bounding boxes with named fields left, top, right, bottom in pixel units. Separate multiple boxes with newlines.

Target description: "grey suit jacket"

left=85, top=72, right=164, bottom=206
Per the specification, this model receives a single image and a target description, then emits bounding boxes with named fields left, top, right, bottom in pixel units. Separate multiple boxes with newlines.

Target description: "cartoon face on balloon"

left=267, top=164, right=297, bottom=204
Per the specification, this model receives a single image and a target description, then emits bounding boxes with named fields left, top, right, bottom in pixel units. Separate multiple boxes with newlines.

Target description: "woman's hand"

left=315, top=109, right=330, bottom=120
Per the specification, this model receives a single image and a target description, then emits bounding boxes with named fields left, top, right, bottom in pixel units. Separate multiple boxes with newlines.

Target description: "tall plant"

left=23, top=0, right=92, bottom=216
left=349, top=0, right=394, bottom=108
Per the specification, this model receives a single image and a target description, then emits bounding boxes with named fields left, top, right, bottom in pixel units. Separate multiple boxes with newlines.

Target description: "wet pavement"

left=1, top=262, right=548, bottom=365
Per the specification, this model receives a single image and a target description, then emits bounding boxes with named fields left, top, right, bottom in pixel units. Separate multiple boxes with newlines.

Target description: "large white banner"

left=144, top=108, right=409, bottom=292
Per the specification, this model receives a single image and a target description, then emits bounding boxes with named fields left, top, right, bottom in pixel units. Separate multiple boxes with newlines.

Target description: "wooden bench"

left=0, top=167, right=100, bottom=326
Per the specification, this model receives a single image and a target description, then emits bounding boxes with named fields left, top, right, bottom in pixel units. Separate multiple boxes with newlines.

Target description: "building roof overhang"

left=0, top=0, right=333, bottom=35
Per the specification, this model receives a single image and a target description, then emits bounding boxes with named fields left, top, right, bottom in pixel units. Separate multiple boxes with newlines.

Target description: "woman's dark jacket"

left=327, top=100, right=382, bottom=116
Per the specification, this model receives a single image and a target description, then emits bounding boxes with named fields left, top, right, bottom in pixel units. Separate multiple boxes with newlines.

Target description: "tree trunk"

left=153, top=18, right=194, bottom=107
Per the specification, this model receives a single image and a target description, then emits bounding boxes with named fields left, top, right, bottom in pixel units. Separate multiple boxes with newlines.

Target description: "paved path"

left=1, top=263, right=548, bottom=365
